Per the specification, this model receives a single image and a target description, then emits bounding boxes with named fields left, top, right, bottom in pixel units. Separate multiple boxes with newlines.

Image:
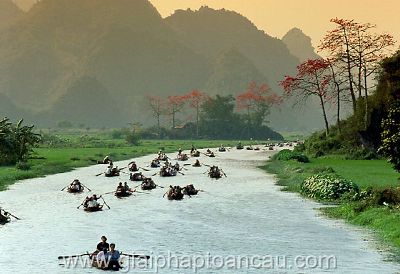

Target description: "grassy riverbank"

left=0, top=139, right=248, bottom=191
left=263, top=154, right=400, bottom=255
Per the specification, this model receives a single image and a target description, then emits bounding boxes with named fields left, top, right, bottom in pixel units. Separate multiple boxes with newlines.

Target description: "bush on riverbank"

left=273, top=149, right=310, bottom=163
left=301, top=173, right=359, bottom=200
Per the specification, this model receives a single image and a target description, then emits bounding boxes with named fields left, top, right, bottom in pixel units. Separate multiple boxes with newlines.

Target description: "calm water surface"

left=0, top=148, right=399, bottom=273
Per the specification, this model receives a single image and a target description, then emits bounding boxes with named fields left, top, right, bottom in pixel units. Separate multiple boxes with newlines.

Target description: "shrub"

left=16, top=161, right=31, bottom=171
left=274, top=149, right=310, bottom=163
left=301, top=174, right=359, bottom=200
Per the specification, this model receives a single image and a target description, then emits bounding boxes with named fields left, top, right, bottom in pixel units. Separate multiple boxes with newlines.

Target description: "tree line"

left=145, top=82, right=283, bottom=140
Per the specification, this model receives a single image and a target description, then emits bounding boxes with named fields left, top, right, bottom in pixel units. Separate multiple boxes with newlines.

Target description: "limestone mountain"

left=166, top=6, right=299, bottom=87
left=0, top=0, right=323, bottom=130
left=282, top=28, right=320, bottom=62
left=0, top=0, right=23, bottom=29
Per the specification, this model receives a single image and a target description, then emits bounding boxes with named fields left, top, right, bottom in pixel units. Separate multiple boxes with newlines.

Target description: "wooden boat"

left=160, top=168, right=177, bottom=177
left=67, top=185, right=84, bottom=193
left=218, top=147, right=226, bottom=152
left=190, top=151, right=200, bottom=157
left=182, top=186, right=199, bottom=196
left=254, top=147, right=260, bottom=151
left=128, top=163, right=139, bottom=172
left=0, top=215, right=10, bottom=225
left=177, top=154, right=189, bottom=161
left=130, top=172, right=145, bottom=181
left=105, top=169, right=120, bottom=177
left=83, top=204, right=103, bottom=212
left=246, top=146, right=254, bottom=150
left=236, top=144, right=244, bottom=150
left=150, top=160, right=160, bottom=168
left=141, top=179, right=156, bottom=190
left=115, top=190, right=134, bottom=198
left=167, top=191, right=184, bottom=200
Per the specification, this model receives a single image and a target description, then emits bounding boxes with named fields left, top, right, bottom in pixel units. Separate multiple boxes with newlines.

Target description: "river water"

left=0, top=148, right=399, bottom=274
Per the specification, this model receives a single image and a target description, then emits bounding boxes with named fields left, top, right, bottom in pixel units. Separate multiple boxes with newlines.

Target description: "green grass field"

left=0, top=139, right=250, bottom=191
left=263, top=155, right=400, bottom=255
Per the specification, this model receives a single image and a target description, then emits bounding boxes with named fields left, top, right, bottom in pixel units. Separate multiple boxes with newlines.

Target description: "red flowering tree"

left=167, top=95, right=186, bottom=128
left=236, top=82, right=281, bottom=137
left=280, top=59, right=332, bottom=136
left=183, top=90, right=209, bottom=137
left=145, top=95, right=166, bottom=138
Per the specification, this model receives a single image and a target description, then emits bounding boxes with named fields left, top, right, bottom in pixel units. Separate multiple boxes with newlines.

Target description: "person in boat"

left=190, top=145, right=195, bottom=154
left=206, top=149, right=212, bottom=154
left=0, top=209, right=10, bottom=224
left=105, top=243, right=121, bottom=270
left=178, top=148, right=182, bottom=155
left=193, top=159, right=201, bottom=167
left=70, top=179, right=82, bottom=191
left=123, top=182, right=131, bottom=192
left=96, top=236, right=110, bottom=252
left=174, top=162, right=180, bottom=171
left=103, top=156, right=112, bottom=165
left=208, top=151, right=215, bottom=157
left=96, top=248, right=108, bottom=269
left=87, top=194, right=100, bottom=208
left=105, top=165, right=113, bottom=176
left=116, top=182, right=124, bottom=193
left=128, top=161, right=138, bottom=171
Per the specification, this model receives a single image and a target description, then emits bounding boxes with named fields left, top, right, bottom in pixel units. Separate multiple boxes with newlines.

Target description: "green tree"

left=380, top=101, right=400, bottom=172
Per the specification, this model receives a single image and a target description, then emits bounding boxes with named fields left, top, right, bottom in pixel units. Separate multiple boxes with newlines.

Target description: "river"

left=0, top=148, right=398, bottom=273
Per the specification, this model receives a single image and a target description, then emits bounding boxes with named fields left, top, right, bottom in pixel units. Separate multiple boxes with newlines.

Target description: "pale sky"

left=14, top=0, right=400, bottom=50
left=149, top=0, right=400, bottom=49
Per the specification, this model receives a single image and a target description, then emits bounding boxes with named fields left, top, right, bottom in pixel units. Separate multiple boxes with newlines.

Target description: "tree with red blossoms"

left=280, top=59, right=332, bottom=136
left=236, top=82, right=281, bottom=138
left=167, top=95, right=186, bottom=129
left=183, top=90, right=209, bottom=138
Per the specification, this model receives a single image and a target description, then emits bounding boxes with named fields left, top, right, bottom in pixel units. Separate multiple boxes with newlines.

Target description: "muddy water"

left=0, top=148, right=398, bottom=273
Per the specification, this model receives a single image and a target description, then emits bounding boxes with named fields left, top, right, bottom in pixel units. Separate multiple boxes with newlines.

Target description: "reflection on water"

left=0, top=148, right=399, bottom=273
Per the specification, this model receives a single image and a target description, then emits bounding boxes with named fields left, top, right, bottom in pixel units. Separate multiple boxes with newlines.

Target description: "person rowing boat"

left=182, top=184, right=199, bottom=196
left=115, top=182, right=134, bottom=197
left=128, top=161, right=139, bottom=172
left=0, top=209, right=10, bottom=225
left=67, top=179, right=84, bottom=193
left=141, top=178, right=157, bottom=190
left=81, top=194, right=104, bottom=212
left=192, top=159, right=201, bottom=167
left=165, top=185, right=184, bottom=200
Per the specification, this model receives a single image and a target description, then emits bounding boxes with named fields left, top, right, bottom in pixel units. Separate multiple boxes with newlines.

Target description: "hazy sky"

left=149, top=0, right=400, bottom=49
left=14, top=0, right=400, bottom=49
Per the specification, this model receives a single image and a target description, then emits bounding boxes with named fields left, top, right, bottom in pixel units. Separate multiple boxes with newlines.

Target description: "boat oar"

left=4, top=211, right=21, bottom=220
left=221, top=170, right=227, bottom=177
left=203, top=164, right=211, bottom=167
left=60, top=185, right=69, bottom=191
left=101, top=196, right=111, bottom=209
left=120, top=167, right=127, bottom=171
left=101, top=191, right=116, bottom=196
left=95, top=172, right=105, bottom=176
left=121, top=253, right=150, bottom=260
left=81, top=184, right=92, bottom=191
left=135, top=190, right=150, bottom=195
left=178, top=171, right=185, bottom=176
left=151, top=172, right=158, bottom=176
left=58, top=253, right=90, bottom=260
left=183, top=163, right=191, bottom=166
left=77, top=201, right=85, bottom=209
left=156, top=184, right=164, bottom=189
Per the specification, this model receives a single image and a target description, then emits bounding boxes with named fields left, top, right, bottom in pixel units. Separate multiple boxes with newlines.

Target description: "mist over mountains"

left=0, top=0, right=322, bottom=131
